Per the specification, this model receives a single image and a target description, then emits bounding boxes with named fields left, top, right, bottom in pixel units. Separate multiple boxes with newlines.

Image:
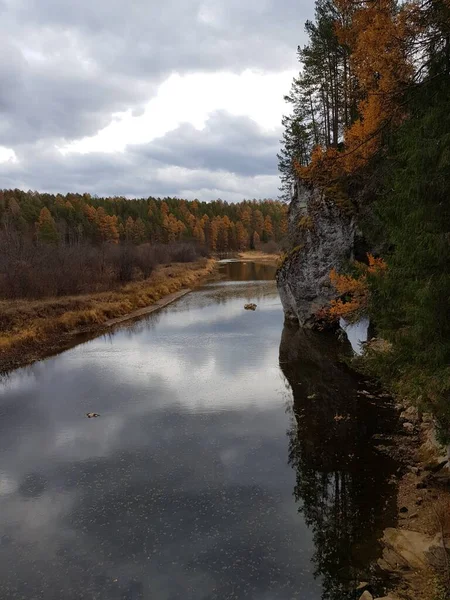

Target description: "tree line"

left=0, top=190, right=287, bottom=252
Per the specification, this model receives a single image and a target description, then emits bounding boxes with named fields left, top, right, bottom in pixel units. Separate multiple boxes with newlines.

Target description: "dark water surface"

left=0, top=262, right=398, bottom=600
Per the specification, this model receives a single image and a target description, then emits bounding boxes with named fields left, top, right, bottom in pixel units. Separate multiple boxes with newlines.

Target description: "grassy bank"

left=0, top=258, right=216, bottom=373
left=237, top=250, right=281, bottom=267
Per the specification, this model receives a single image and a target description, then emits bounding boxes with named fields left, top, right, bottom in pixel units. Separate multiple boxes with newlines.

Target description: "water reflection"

left=0, top=265, right=400, bottom=600
left=219, top=260, right=276, bottom=282
left=279, top=322, right=398, bottom=599
left=0, top=267, right=321, bottom=600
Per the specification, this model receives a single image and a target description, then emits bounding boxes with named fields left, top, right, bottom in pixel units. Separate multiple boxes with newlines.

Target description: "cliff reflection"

left=279, top=322, right=398, bottom=599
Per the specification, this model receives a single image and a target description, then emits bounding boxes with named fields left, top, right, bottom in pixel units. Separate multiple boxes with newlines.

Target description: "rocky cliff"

left=276, top=182, right=355, bottom=326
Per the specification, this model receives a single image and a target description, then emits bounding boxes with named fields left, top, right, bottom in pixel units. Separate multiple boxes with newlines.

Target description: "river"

left=0, top=261, right=399, bottom=600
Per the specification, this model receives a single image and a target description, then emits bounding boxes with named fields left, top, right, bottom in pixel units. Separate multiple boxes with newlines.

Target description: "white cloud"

left=61, top=69, right=295, bottom=155
left=0, top=0, right=316, bottom=198
left=0, top=146, right=17, bottom=163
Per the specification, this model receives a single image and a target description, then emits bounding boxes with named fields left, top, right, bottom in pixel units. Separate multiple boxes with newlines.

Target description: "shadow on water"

left=279, top=321, right=400, bottom=599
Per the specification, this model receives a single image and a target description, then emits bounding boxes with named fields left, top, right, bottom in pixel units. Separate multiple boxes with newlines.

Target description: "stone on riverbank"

left=378, top=528, right=446, bottom=572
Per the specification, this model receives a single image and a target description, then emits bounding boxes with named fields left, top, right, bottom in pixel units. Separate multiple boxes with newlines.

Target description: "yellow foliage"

left=298, top=0, right=415, bottom=186
left=327, top=254, right=387, bottom=321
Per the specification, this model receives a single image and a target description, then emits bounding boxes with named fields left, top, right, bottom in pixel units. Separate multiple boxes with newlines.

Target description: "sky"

left=0, top=0, right=314, bottom=202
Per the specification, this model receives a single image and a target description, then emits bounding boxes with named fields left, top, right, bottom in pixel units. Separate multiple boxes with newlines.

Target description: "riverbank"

left=237, top=250, right=281, bottom=267
left=373, top=403, right=450, bottom=600
left=351, top=391, right=450, bottom=600
left=0, top=258, right=216, bottom=373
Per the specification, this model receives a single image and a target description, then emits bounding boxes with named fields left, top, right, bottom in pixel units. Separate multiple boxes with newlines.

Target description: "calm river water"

left=0, top=261, right=399, bottom=600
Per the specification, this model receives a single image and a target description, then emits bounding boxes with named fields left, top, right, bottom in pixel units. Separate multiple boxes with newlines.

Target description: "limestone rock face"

left=276, top=182, right=355, bottom=326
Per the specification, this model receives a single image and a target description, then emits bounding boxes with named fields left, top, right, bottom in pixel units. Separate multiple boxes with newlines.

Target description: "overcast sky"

left=0, top=0, right=313, bottom=202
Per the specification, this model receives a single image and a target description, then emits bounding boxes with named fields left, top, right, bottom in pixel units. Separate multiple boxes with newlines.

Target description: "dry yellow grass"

left=237, top=250, right=281, bottom=266
left=0, top=258, right=216, bottom=372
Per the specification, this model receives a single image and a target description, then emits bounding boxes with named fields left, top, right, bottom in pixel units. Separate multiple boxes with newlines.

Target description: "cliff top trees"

left=279, top=0, right=442, bottom=191
left=278, top=0, right=353, bottom=197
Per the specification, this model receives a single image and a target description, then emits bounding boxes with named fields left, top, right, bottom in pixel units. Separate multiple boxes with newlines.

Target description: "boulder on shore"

left=378, top=528, right=446, bottom=573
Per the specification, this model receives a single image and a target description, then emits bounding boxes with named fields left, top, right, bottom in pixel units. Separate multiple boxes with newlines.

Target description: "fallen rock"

left=356, top=582, right=370, bottom=592
left=403, top=422, right=415, bottom=434
left=359, top=591, right=373, bottom=600
left=379, top=528, right=442, bottom=572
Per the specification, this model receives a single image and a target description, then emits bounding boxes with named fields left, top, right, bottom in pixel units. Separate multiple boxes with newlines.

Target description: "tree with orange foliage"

left=281, top=0, right=419, bottom=194
left=235, top=221, right=249, bottom=250
left=334, top=0, right=413, bottom=172
left=193, top=220, right=206, bottom=245
left=263, top=215, right=273, bottom=241
left=327, top=254, right=387, bottom=322
left=96, top=207, right=119, bottom=244
left=36, top=207, right=59, bottom=244
left=163, top=212, right=186, bottom=242
left=209, top=218, right=219, bottom=252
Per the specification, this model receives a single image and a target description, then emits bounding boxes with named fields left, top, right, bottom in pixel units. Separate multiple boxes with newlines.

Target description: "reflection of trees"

left=279, top=322, right=398, bottom=600
left=220, top=261, right=276, bottom=282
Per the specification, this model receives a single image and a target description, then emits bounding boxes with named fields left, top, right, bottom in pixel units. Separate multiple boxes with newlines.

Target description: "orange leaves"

left=328, top=268, right=368, bottom=320
left=235, top=221, right=249, bottom=250
left=96, top=208, right=119, bottom=244
left=367, top=253, right=387, bottom=274
left=263, top=215, right=274, bottom=238
left=84, top=204, right=97, bottom=222
left=326, top=254, right=387, bottom=321
left=36, top=207, right=59, bottom=244
left=299, top=0, right=416, bottom=186
left=162, top=213, right=186, bottom=242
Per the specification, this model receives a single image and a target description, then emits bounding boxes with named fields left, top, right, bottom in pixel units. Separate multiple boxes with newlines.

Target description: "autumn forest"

left=0, top=191, right=286, bottom=252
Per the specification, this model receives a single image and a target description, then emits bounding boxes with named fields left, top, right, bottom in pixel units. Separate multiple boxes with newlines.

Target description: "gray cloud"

left=0, top=0, right=314, bottom=199
left=0, top=112, right=281, bottom=200
left=133, top=111, right=280, bottom=176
